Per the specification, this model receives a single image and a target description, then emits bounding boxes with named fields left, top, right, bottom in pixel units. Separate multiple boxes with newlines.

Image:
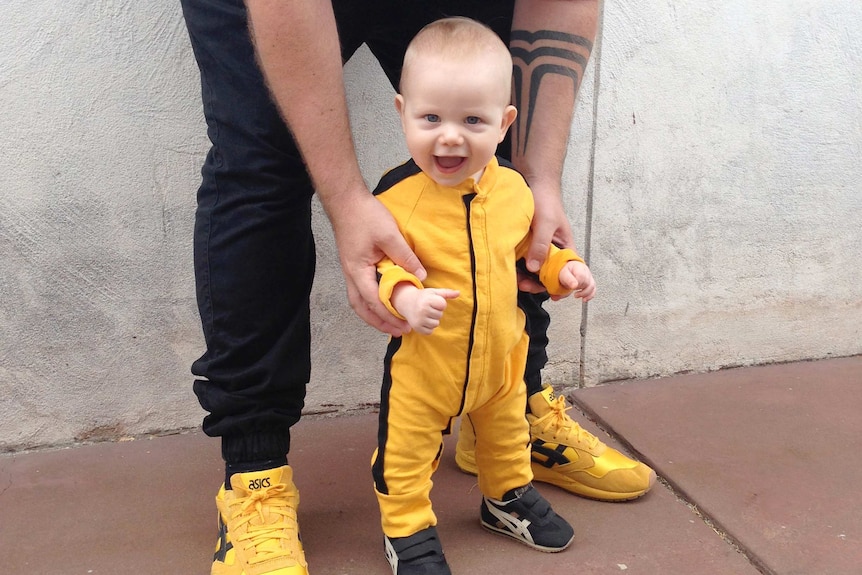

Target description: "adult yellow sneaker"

left=455, top=385, right=656, bottom=501
left=212, top=465, right=308, bottom=575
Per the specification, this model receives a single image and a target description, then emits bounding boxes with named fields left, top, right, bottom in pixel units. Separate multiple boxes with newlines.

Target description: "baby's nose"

left=439, top=124, right=464, bottom=145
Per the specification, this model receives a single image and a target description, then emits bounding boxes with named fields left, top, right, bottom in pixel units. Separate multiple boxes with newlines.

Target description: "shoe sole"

left=479, top=519, right=574, bottom=553
left=456, top=454, right=657, bottom=502
left=531, top=465, right=657, bottom=502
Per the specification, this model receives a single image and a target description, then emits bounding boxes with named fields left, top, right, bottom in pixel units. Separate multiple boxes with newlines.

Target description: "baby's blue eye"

left=425, top=114, right=440, bottom=122
left=466, top=116, right=481, bottom=125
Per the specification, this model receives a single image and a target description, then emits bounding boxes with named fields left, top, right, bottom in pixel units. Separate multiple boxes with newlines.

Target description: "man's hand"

left=391, top=284, right=459, bottom=335
left=526, top=183, right=575, bottom=273
left=517, top=181, right=578, bottom=300
left=327, top=192, right=427, bottom=337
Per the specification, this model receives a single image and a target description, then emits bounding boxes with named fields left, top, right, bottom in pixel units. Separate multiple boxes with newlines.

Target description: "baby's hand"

left=559, top=261, right=596, bottom=302
left=392, top=285, right=459, bottom=335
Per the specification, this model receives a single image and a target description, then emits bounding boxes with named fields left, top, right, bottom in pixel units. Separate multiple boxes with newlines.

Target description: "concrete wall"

left=2, top=0, right=859, bottom=451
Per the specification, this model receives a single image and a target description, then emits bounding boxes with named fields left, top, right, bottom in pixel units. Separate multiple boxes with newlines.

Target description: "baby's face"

left=396, top=54, right=516, bottom=187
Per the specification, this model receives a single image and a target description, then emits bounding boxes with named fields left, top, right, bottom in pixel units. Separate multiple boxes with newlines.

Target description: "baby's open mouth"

left=435, top=156, right=466, bottom=173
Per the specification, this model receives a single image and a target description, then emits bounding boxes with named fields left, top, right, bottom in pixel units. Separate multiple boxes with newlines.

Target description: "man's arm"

left=510, top=0, right=598, bottom=277
left=244, top=0, right=425, bottom=335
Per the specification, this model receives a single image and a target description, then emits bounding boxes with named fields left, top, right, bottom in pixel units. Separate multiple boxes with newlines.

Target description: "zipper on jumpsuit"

left=457, top=192, right=479, bottom=418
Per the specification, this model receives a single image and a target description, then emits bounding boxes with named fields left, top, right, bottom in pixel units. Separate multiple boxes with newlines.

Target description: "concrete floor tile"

left=2, top=408, right=758, bottom=574
left=1, top=431, right=218, bottom=574
left=571, top=356, right=862, bottom=575
left=291, top=414, right=757, bottom=575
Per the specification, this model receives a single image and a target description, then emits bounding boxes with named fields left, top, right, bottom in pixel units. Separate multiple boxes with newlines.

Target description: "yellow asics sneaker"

left=212, top=465, right=308, bottom=575
left=455, top=385, right=656, bottom=501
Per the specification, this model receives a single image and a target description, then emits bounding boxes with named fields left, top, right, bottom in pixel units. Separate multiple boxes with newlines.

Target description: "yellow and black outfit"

left=371, top=157, right=583, bottom=538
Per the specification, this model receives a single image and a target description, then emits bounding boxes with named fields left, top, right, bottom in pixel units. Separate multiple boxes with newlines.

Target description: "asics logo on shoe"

left=384, top=536, right=398, bottom=572
left=213, top=516, right=233, bottom=563
left=485, top=500, right=535, bottom=545
left=532, top=439, right=593, bottom=470
left=248, top=477, right=272, bottom=490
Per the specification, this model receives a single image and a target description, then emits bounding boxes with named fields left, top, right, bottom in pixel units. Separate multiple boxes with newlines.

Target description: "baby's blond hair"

left=400, top=17, right=513, bottom=97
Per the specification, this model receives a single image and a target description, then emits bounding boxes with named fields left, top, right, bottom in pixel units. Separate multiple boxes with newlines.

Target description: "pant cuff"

left=221, top=430, right=291, bottom=464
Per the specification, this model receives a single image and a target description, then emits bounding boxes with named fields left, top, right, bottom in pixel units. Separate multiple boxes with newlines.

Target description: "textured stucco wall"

left=587, top=0, right=862, bottom=381
left=1, top=0, right=860, bottom=450
left=2, top=0, right=207, bottom=449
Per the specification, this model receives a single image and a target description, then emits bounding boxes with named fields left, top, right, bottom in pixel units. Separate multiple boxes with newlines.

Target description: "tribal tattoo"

left=510, top=30, right=593, bottom=155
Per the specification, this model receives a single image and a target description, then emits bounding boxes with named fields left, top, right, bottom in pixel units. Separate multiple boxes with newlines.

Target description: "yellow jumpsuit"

left=371, top=157, right=582, bottom=538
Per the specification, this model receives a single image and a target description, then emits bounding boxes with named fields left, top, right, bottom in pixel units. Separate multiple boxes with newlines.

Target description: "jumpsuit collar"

left=443, top=156, right=500, bottom=197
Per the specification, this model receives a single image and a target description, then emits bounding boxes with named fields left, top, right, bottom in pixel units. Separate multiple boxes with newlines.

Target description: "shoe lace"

left=536, top=396, right=600, bottom=449
left=229, top=483, right=300, bottom=565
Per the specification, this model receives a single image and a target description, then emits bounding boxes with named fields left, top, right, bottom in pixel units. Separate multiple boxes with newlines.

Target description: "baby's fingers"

left=432, top=288, right=460, bottom=300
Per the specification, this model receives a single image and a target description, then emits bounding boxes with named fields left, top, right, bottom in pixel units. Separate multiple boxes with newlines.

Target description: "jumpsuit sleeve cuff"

left=378, top=268, right=424, bottom=319
left=539, top=247, right=584, bottom=297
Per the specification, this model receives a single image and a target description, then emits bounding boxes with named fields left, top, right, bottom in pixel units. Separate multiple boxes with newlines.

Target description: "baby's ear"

left=395, top=94, right=405, bottom=115
left=499, top=105, right=518, bottom=141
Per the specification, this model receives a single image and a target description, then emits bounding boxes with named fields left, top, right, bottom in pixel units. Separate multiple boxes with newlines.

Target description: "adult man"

left=180, top=1, right=654, bottom=573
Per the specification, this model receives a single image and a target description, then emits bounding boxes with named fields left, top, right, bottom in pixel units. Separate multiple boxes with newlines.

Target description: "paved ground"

left=2, top=355, right=860, bottom=574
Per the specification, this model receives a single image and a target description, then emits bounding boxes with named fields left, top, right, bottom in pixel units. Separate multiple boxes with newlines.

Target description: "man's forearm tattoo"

left=510, top=30, right=593, bottom=155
